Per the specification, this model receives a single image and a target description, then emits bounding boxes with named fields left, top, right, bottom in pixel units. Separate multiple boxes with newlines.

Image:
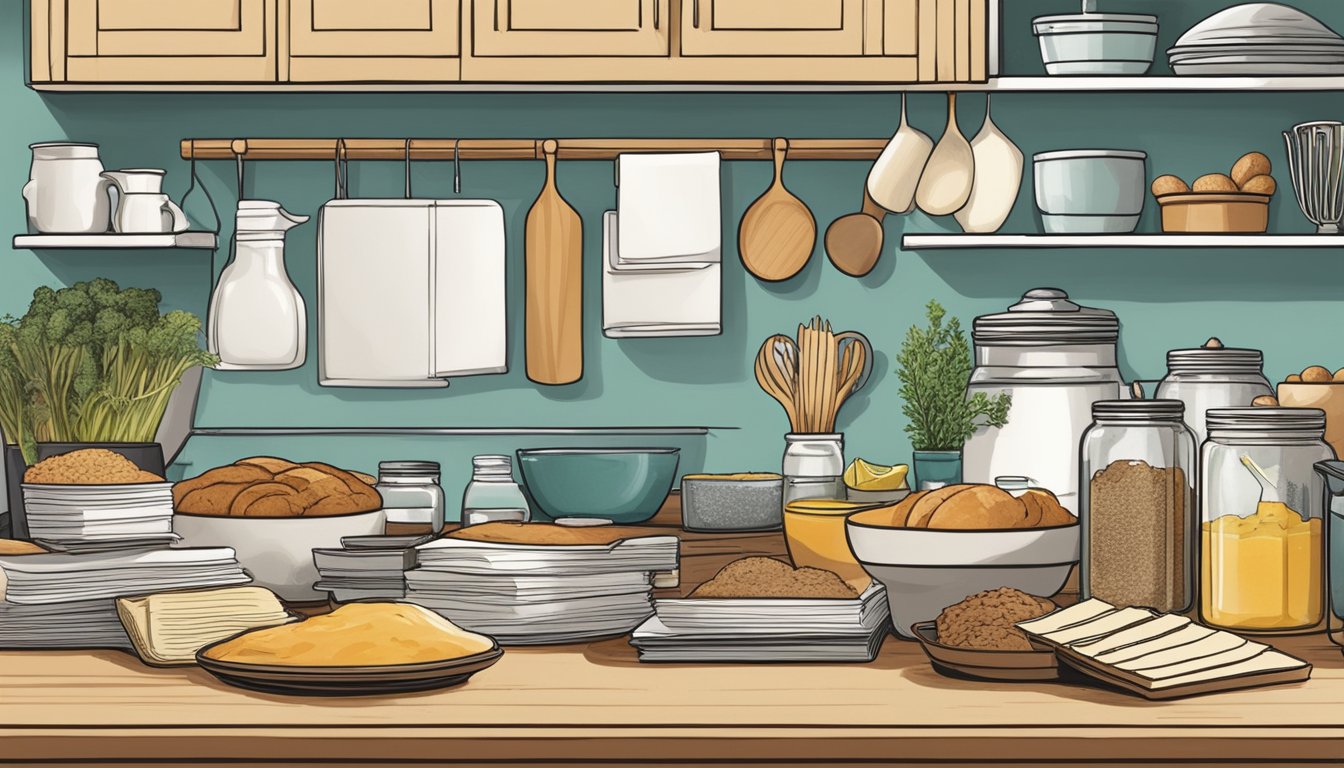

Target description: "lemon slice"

left=843, top=459, right=909, bottom=491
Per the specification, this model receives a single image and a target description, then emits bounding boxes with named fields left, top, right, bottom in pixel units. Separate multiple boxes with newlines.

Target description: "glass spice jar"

left=1201, top=408, right=1333, bottom=634
left=375, top=460, right=447, bottom=534
left=1079, top=400, right=1196, bottom=613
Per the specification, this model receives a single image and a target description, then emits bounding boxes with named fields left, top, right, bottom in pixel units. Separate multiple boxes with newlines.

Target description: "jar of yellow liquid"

left=1200, top=408, right=1333, bottom=633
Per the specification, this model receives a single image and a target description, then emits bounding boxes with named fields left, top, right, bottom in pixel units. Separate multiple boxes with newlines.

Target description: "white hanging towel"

left=602, top=211, right=721, bottom=338
left=615, top=152, right=721, bottom=264
left=318, top=199, right=506, bottom=388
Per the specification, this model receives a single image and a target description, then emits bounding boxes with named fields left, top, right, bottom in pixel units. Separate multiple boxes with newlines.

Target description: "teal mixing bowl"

left=516, top=448, right=680, bottom=524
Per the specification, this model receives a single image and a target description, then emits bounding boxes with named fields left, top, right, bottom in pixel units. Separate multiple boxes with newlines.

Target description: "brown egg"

left=1286, top=373, right=1303, bottom=383
left=1231, top=152, right=1272, bottom=187
left=1252, top=395, right=1280, bottom=407
left=1302, top=365, right=1333, bottom=383
left=1240, top=175, right=1277, bottom=195
left=1335, top=368, right=1344, bottom=381
left=1193, top=174, right=1239, bottom=193
left=1151, top=175, right=1190, bottom=197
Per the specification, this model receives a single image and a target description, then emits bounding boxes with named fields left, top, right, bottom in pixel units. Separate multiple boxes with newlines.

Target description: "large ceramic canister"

left=22, top=142, right=112, bottom=234
left=962, top=288, right=1124, bottom=514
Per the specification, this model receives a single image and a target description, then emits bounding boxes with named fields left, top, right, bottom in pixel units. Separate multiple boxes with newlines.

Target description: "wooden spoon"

left=825, top=189, right=888, bottom=277
left=739, top=137, right=817, bottom=282
left=525, top=139, right=583, bottom=385
left=915, top=93, right=975, bottom=216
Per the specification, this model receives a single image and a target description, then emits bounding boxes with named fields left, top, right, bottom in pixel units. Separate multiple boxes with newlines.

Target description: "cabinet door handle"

left=653, top=0, right=659, bottom=29
left=693, top=0, right=700, bottom=28
left=494, top=0, right=501, bottom=31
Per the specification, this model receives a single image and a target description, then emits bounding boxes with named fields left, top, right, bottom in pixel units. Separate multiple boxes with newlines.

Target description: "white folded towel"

left=616, top=152, right=721, bottom=264
left=602, top=212, right=721, bottom=338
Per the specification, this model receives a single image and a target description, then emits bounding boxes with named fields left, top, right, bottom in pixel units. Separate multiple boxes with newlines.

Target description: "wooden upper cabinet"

left=29, top=0, right=985, bottom=87
left=471, top=0, right=670, bottom=57
left=60, top=0, right=279, bottom=82
left=288, top=0, right=461, bottom=81
left=680, top=0, right=869, bottom=56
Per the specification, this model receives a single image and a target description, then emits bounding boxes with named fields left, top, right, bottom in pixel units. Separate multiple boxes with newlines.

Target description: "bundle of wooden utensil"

left=754, top=317, right=873, bottom=433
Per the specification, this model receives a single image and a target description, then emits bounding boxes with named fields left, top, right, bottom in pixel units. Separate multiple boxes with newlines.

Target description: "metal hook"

left=231, top=139, right=247, bottom=200
left=405, top=138, right=414, bottom=199
left=334, top=138, right=348, bottom=200
left=453, top=138, right=462, bottom=195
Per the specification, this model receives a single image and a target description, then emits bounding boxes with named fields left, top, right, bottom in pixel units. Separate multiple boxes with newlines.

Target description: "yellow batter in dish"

left=202, top=603, right=494, bottom=666
left=1201, top=502, right=1322, bottom=631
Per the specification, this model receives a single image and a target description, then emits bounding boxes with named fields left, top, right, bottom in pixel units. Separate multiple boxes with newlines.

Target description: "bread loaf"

left=859, top=484, right=1076, bottom=531
left=173, top=457, right=381, bottom=518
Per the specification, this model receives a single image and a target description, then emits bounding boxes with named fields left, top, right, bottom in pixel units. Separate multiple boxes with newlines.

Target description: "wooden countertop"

left=4, top=497, right=1344, bottom=766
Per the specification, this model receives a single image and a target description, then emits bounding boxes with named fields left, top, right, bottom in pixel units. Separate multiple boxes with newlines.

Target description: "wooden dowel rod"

left=179, top=138, right=890, bottom=162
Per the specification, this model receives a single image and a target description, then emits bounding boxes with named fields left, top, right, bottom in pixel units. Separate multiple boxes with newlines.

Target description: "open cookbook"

left=1017, top=599, right=1312, bottom=700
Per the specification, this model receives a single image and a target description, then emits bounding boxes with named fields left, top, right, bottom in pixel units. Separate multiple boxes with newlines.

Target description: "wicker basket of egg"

left=1151, top=152, right=1277, bottom=234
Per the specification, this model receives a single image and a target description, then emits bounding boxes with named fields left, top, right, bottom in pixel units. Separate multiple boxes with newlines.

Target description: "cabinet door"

left=289, top=0, right=460, bottom=81
left=63, top=0, right=278, bottom=82
left=680, top=0, right=867, bottom=56
left=472, top=0, right=669, bottom=57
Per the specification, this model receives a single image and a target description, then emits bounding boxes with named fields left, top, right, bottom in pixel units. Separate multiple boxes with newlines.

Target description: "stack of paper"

left=0, top=547, right=251, bottom=650
left=1018, top=598, right=1313, bottom=699
left=0, top=599, right=130, bottom=650
left=117, top=586, right=293, bottom=666
left=631, top=583, right=891, bottom=662
left=0, top=548, right=249, bottom=605
left=314, top=537, right=420, bottom=603
left=22, top=483, right=176, bottom=550
left=406, top=524, right=679, bottom=645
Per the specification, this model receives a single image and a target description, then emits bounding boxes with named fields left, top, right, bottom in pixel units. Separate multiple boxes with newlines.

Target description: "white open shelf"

left=902, top=234, right=1344, bottom=249
left=973, top=76, right=1344, bottom=92
left=13, top=232, right=218, bottom=250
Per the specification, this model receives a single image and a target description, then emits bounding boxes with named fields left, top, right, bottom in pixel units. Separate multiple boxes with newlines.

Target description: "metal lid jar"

left=964, top=288, right=1124, bottom=513
left=1155, top=337, right=1273, bottom=445
left=1201, top=408, right=1334, bottom=634
left=1079, top=400, right=1196, bottom=613
left=376, top=460, right=446, bottom=532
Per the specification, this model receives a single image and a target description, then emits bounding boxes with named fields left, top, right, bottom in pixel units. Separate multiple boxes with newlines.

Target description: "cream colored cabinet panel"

left=680, top=0, right=869, bottom=56
left=472, top=0, right=670, bottom=57
left=288, top=0, right=460, bottom=82
left=63, top=0, right=278, bottom=82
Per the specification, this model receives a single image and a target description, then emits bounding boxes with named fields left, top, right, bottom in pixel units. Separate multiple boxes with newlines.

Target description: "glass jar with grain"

left=1080, top=400, right=1196, bottom=613
left=1201, top=408, right=1333, bottom=634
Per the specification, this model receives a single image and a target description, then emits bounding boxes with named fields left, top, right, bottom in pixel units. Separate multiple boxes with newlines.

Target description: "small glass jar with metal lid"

left=375, top=460, right=447, bottom=533
left=461, top=454, right=531, bottom=527
left=1154, top=337, right=1273, bottom=446
left=1079, top=399, right=1196, bottom=613
left=1201, top=408, right=1335, bottom=634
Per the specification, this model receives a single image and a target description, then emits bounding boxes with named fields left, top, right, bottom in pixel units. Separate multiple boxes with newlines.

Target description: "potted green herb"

left=0, top=279, right=216, bottom=536
left=896, top=300, right=1011, bottom=489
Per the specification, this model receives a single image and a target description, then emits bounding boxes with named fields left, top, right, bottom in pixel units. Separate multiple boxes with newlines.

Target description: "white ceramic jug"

left=208, top=201, right=310, bottom=371
left=22, top=142, right=112, bottom=234
left=101, top=169, right=189, bottom=234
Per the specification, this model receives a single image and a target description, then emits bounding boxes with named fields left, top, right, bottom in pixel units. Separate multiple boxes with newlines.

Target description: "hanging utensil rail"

left=181, top=138, right=890, bottom=162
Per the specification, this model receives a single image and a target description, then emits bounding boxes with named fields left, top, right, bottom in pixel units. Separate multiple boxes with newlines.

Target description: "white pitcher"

left=22, top=142, right=112, bottom=234
left=102, top=170, right=189, bottom=234
left=208, top=201, right=310, bottom=371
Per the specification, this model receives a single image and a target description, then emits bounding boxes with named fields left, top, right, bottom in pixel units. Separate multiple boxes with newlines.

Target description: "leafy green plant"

left=0, top=279, right=216, bottom=463
left=896, top=300, right=1011, bottom=452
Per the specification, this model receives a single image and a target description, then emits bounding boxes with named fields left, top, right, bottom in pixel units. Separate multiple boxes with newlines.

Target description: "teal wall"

left=4, top=1, right=1344, bottom=511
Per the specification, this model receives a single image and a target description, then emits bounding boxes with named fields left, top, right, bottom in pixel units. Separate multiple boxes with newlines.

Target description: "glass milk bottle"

left=462, top=455, right=531, bottom=527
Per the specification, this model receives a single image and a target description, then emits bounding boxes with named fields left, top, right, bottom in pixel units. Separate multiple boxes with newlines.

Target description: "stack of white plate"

left=1169, top=3, right=1344, bottom=75
left=21, top=482, right=177, bottom=551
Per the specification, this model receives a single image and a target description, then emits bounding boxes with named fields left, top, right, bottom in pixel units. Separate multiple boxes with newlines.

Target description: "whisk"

left=1284, top=121, right=1344, bottom=234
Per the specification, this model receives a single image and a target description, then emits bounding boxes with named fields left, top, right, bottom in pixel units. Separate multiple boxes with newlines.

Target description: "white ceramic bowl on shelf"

left=1033, top=13, right=1159, bottom=76
left=845, top=516, right=1080, bottom=638
left=174, top=509, right=385, bottom=603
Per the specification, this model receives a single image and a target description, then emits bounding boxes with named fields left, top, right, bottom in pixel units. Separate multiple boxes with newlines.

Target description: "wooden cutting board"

left=525, top=139, right=584, bottom=385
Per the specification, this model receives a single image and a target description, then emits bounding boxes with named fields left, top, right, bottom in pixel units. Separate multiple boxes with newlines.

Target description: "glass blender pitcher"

left=208, top=201, right=309, bottom=370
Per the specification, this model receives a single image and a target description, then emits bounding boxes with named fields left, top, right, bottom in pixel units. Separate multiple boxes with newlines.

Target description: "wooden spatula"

left=825, top=189, right=888, bottom=277
left=738, top=138, right=816, bottom=282
left=525, top=139, right=583, bottom=385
